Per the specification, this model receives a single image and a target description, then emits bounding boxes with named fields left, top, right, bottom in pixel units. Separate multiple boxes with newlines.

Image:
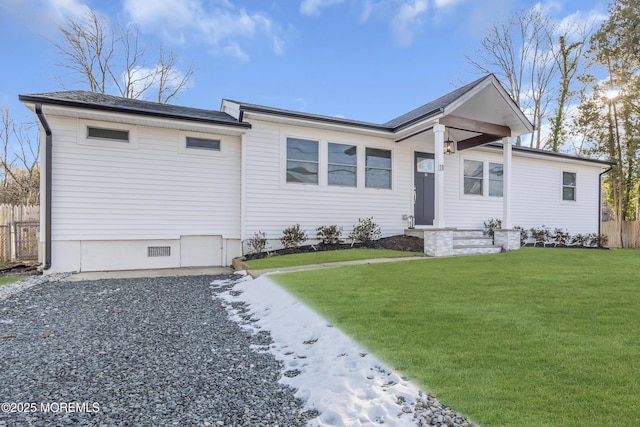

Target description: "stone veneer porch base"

left=405, top=228, right=520, bottom=257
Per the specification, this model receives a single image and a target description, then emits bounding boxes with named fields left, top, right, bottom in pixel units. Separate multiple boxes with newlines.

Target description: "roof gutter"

left=34, top=103, right=52, bottom=270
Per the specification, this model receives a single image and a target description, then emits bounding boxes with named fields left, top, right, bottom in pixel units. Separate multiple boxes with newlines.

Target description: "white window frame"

left=178, top=132, right=228, bottom=157
left=460, top=157, right=503, bottom=199
left=78, top=120, right=138, bottom=149
left=365, top=147, right=393, bottom=190
left=562, top=170, right=577, bottom=202
left=285, top=137, right=320, bottom=185
left=281, top=133, right=394, bottom=192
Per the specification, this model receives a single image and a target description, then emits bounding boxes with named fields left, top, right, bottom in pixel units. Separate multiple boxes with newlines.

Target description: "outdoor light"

left=444, top=129, right=455, bottom=155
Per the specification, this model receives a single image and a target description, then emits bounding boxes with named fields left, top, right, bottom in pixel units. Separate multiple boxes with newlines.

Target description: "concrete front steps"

left=405, top=228, right=502, bottom=256
left=451, top=230, right=502, bottom=256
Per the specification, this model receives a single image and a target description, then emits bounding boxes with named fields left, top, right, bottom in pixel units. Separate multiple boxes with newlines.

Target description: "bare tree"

left=547, top=21, right=593, bottom=152
left=0, top=109, right=40, bottom=205
left=52, top=9, right=195, bottom=103
left=466, top=6, right=557, bottom=147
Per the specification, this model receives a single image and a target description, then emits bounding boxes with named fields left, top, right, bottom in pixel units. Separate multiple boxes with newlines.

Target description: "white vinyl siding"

left=445, top=148, right=602, bottom=235
left=49, top=116, right=241, bottom=241
left=243, top=120, right=410, bottom=249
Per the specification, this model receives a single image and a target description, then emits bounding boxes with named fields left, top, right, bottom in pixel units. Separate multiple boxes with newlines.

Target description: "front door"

left=414, top=152, right=435, bottom=226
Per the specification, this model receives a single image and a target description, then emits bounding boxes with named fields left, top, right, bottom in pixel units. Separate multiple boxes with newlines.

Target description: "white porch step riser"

left=452, top=230, right=486, bottom=239
left=453, top=246, right=502, bottom=256
left=453, top=238, right=493, bottom=246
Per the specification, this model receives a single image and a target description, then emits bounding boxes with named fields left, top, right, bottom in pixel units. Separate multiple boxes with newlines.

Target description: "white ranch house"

left=20, top=75, right=612, bottom=273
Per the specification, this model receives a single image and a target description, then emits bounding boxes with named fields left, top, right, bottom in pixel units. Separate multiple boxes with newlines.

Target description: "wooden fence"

left=601, top=220, right=640, bottom=248
left=0, top=204, right=40, bottom=262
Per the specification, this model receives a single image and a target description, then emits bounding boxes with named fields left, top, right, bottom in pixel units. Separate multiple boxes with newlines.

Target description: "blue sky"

left=1, top=0, right=609, bottom=127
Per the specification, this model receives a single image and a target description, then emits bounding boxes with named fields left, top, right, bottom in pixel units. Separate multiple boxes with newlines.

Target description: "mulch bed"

left=244, top=235, right=424, bottom=261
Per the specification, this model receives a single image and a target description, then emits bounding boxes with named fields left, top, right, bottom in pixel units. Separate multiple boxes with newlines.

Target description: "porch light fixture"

left=444, top=129, right=456, bottom=155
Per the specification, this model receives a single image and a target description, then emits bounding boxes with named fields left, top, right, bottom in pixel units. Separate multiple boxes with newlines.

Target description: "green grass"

left=244, top=248, right=421, bottom=270
left=273, top=248, right=640, bottom=426
left=0, top=276, right=27, bottom=286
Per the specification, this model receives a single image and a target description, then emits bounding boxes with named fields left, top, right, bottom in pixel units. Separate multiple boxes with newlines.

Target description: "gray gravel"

left=0, top=275, right=318, bottom=426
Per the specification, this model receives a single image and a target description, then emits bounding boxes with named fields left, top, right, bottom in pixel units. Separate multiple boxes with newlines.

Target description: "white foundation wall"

left=46, top=115, right=243, bottom=273
left=241, top=120, right=414, bottom=250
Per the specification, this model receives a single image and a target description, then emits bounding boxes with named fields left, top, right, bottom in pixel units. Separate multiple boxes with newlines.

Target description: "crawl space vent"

left=148, top=246, right=171, bottom=257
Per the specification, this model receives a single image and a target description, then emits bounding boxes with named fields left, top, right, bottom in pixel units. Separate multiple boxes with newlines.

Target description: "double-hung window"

left=365, top=148, right=392, bottom=189
left=286, top=138, right=319, bottom=184
left=562, top=171, right=576, bottom=201
left=328, top=143, right=357, bottom=187
left=463, top=160, right=483, bottom=195
left=488, top=162, right=504, bottom=197
left=464, top=159, right=504, bottom=197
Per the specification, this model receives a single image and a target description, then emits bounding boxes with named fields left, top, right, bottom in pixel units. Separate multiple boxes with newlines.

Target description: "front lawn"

left=273, top=248, right=640, bottom=426
left=244, top=248, right=421, bottom=270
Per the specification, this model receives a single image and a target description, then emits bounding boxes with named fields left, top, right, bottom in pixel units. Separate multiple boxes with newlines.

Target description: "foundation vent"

left=148, top=246, right=171, bottom=257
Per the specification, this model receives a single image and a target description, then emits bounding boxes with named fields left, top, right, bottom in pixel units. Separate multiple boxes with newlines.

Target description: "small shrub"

left=280, top=224, right=307, bottom=250
left=484, top=218, right=502, bottom=239
left=514, top=226, right=528, bottom=246
left=246, top=231, right=268, bottom=255
left=530, top=226, right=550, bottom=246
left=552, top=228, right=570, bottom=247
left=349, top=217, right=381, bottom=245
left=570, top=234, right=588, bottom=247
left=316, top=225, right=343, bottom=245
left=587, top=233, right=609, bottom=248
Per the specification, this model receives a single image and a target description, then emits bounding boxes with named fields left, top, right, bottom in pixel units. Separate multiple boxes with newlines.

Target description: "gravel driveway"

left=0, top=275, right=317, bottom=426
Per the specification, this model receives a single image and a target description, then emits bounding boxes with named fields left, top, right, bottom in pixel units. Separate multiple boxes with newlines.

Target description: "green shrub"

left=484, top=218, right=502, bottom=239
left=530, top=226, right=550, bottom=246
left=552, top=228, right=570, bottom=246
left=280, top=224, right=307, bottom=250
left=246, top=231, right=268, bottom=254
left=349, top=217, right=381, bottom=244
left=316, top=225, right=343, bottom=245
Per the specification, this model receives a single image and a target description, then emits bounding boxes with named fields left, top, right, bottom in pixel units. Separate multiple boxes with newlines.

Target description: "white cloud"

left=1, top=0, right=91, bottom=35
left=299, top=0, right=345, bottom=16
left=273, top=35, right=285, bottom=55
left=223, top=43, right=250, bottom=62
left=390, top=0, right=428, bottom=46
left=123, top=0, right=283, bottom=59
left=433, top=0, right=465, bottom=7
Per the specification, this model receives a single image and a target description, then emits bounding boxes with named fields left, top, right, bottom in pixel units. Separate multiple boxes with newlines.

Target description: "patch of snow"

left=213, top=273, right=428, bottom=426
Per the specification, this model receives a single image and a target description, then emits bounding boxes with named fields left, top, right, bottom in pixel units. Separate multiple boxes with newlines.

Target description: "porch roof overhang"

left=390, top=74, right=533, bottom=148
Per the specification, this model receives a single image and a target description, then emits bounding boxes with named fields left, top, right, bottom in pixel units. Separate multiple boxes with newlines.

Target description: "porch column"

left=433, top=124, right=446, bottom=228
left=502, top=136, right=512, bottom=229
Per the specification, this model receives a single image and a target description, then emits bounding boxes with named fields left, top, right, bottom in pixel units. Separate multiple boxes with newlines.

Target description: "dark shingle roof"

left=382, top=75, right=492, bottom=129
left=19, top=91, right=249, bottom=128
left=227, top=75, right=493, bottom=132
left=225, top=100, right=392, bottom=132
